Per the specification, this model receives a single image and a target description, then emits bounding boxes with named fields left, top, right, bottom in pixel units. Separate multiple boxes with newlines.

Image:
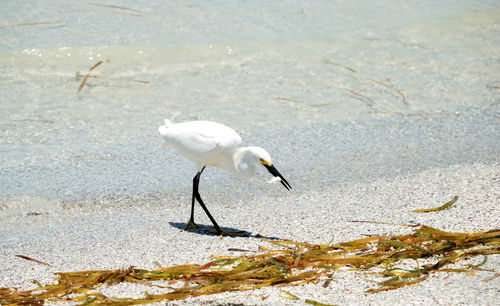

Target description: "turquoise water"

left=0, top=1, right=498, bottom=202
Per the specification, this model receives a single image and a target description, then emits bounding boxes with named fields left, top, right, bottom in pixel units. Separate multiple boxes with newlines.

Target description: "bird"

left=158, top=119, right=291, bottom=235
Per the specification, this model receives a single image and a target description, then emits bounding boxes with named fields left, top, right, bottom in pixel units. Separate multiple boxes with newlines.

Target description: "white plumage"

left=158, top=119, right=291, bottom=235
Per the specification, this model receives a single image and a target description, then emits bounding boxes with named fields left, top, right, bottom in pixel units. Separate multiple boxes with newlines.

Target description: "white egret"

left=158, top=119, right=291, bottom=235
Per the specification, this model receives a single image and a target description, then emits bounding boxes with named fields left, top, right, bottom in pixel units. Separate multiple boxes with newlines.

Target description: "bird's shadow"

left=169, top=222, right=283, bottom=240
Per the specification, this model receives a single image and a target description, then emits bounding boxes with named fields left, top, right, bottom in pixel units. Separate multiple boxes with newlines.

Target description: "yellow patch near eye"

left=259, top=158, right=272, bottom=166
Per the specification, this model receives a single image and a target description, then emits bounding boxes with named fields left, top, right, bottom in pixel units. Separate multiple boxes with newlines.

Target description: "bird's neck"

left=232, top=147, right=257, bottom=179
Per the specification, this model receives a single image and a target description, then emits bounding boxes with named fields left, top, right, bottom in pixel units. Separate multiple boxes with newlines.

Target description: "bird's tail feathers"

left=159, top=113, right=180, bottom=146
left=158, top=119, right=173, bottom=144
left=163, top=118, right=173, bottom=127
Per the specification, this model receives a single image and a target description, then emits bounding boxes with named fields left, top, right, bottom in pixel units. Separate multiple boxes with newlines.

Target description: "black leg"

left=195, top=192, right=221, bottom=234
left=188, top=173, right=198, bottom=223
left=193, top=168, right=222, bottom=235
left=182, top=168, right=206, bottom=232
left=189, top=166, right=206, bottom=222
left=185, top=167, right=245, bottom=236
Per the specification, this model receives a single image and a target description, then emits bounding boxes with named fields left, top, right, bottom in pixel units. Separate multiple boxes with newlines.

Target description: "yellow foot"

left=181, top=220, right=200, bottom=232
left=208, top=229, right=249, bottom=237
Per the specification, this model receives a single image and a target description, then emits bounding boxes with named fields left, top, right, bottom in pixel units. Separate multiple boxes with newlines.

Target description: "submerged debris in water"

left=76, top=58, right=148, bottom=93
left=345, top=88, right=374, bottom=108
left=486, top=83, right=500, bottom=90
left=1, top=225, right=498, bottom=304
left=322, top=57, right=407, bottom=107
left=276, top=97, right=328, bottom=108
left=90, top=2, right=145, bottom=15
left=77, top=60, right=106, bottom=93
left=75, top=72, right=150, bottom=84
left=322, top=58, right=357, bottom=73
left=367, top=78, right=407, bottom=105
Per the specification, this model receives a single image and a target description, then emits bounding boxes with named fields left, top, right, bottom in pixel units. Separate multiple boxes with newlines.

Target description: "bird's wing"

left=199, top=121, right=240, bottom=139
left=179, top=121, right=242, bottom=148
left=160, top=121, right=242, bottom=166
left=187, top=122, right=242, bottom=160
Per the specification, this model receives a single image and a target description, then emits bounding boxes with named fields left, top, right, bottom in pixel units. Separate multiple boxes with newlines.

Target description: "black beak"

left=264, top=164, right=292, bottom=191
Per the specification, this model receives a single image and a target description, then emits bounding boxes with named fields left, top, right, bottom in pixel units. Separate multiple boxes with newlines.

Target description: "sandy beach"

left=1, top=162, right=499, bottom=304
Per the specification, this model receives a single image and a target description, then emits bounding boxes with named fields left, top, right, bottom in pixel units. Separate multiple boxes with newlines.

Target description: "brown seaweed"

left=15, top=255, right=51, bottom=267
left=1, top=225, right=498, bottom=304
left=413, top=196, right=459, bottom=213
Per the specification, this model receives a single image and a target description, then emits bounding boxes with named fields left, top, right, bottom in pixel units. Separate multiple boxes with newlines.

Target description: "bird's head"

left=248, top=146, right=292, bottom=191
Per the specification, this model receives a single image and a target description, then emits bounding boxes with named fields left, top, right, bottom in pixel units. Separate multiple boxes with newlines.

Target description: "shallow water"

left=1, top=1, right=499, bottom=205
